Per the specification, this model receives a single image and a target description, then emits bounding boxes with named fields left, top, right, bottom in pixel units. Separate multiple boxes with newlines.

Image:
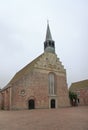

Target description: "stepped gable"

left=34, top=52, right=65, bottom=72
left=9, top=52, right=65, bottom=85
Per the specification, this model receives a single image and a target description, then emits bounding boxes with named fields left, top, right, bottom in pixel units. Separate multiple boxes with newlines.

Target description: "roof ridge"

left=72, top=79, right=88, bottom=84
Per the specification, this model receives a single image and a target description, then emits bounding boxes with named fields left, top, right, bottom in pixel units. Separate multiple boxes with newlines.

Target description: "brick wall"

left=0, top=92, right=2, bottom=109
left=10, top=69, right=70, bottom=110
left=74, top=89, right=88, bottom=105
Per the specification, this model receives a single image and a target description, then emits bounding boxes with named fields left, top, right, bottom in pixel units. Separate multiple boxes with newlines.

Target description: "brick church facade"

left=0, top=23, right=70, bottom=110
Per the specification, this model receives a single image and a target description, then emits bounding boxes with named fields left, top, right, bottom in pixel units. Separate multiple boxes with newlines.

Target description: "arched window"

left=49, top=73, right=55, bottom=95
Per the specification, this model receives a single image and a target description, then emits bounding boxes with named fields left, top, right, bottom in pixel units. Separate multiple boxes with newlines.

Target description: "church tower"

left=44, top=22, right=55, bottom=53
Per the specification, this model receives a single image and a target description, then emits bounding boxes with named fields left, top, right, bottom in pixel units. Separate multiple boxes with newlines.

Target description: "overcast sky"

left=0, top=0, right=88, bottom=88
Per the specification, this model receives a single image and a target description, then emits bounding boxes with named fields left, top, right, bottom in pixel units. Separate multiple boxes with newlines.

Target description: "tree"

left=69, top=91, right=78, bottom=106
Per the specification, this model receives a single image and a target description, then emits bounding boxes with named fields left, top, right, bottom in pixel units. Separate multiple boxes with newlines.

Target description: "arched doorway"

left=28, top=99, right=35, bottom=109
left=51, top=99, right=55, bottom=108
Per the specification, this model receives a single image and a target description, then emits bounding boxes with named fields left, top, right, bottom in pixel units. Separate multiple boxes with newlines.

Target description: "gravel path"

left=0, top=106, right=88, bottom=130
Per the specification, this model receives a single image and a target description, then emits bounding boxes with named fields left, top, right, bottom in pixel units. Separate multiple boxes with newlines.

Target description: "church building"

left=0, top=23, right=70, bottom=110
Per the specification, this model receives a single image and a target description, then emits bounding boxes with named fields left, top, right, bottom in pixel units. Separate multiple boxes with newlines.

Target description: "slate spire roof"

left=45, top=21, right=52, bottom=41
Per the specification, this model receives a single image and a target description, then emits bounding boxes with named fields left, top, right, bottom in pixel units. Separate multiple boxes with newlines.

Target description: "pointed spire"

left=44, top=21, right=55, bottom=54
left=45, top=20, right=52, bottom=41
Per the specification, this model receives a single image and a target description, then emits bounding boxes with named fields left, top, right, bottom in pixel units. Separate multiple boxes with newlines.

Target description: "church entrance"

left=51, top=99, right=55, bottom=108
left=28, top=99, right=35, bottom=109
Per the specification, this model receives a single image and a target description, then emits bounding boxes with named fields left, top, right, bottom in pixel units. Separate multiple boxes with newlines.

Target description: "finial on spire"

left=47, top=19, right=49, bottom=25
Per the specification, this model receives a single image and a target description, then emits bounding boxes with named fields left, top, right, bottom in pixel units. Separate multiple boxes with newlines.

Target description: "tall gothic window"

left=49, top=73, right=55, bottom=95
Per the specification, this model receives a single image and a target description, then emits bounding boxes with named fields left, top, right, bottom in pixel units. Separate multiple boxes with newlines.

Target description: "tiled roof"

left=69, top=79, right=88, bottom=91
left=10, top=53, right=44, bottom=84
left=1, top=53, right=44, bottom=91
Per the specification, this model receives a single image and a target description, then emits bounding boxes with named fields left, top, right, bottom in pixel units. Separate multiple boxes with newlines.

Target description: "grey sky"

left=0, top=0, right=88, bottom=88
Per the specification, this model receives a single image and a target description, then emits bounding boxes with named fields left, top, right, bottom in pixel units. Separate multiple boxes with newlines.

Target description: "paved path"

left=0, top=106, right=88, bottom=130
